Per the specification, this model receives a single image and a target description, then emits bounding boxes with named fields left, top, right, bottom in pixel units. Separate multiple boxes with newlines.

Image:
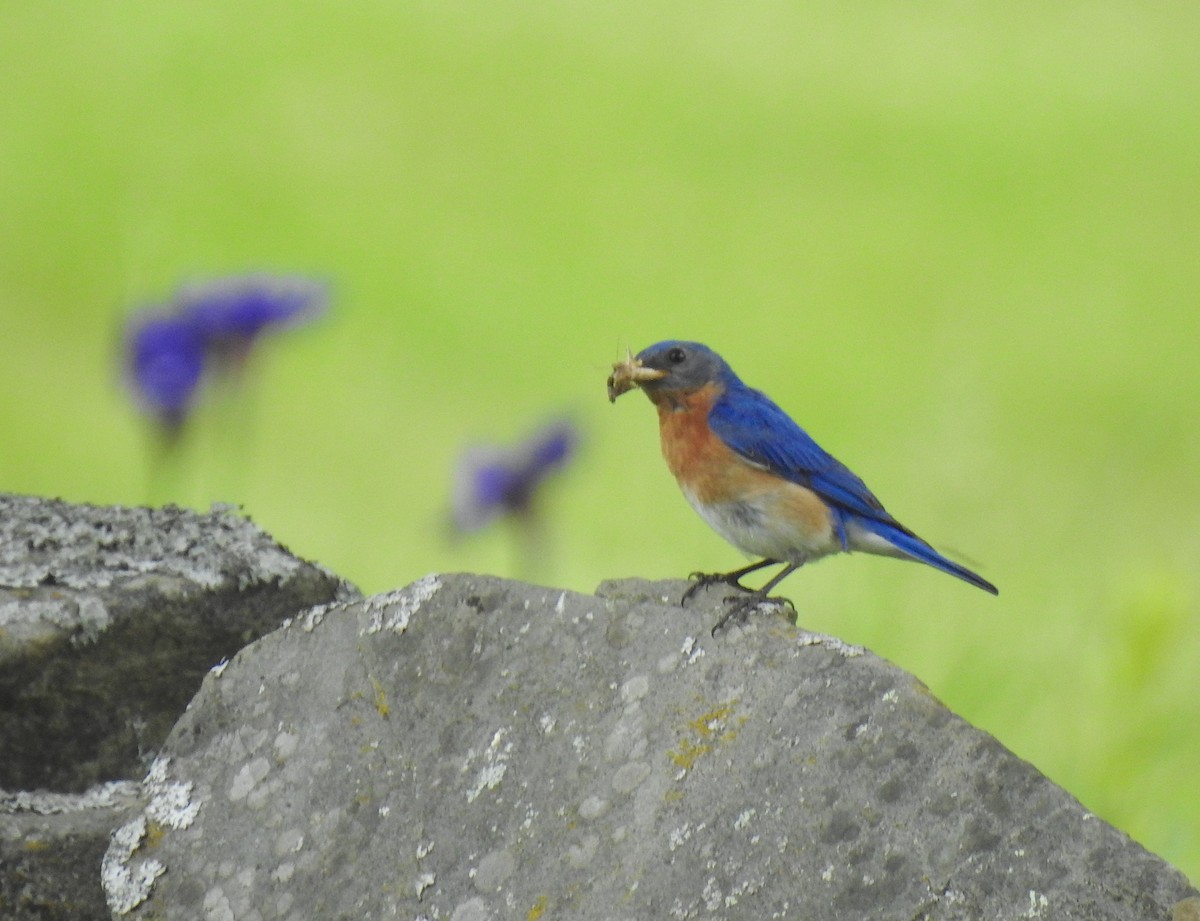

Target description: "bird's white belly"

left=681, top=485, right=842, bottom=563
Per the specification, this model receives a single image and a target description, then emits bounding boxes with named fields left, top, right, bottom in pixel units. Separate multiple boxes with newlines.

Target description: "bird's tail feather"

left=868, top=521, right=998, bottom=595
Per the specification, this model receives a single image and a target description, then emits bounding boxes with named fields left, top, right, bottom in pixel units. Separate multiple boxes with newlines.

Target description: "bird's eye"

left=667, top=347, right=686, bottom=364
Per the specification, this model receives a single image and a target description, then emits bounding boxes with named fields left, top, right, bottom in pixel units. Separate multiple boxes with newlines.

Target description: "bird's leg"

left=710, top=563, right=801, bottom=636
left=681, top=558, right=778, bottom=605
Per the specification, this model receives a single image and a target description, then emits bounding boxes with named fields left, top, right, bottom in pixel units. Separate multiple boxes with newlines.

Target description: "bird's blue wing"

left=707, top=384, right=899, bottom=526
left=708, top=382, right=998, bottom=595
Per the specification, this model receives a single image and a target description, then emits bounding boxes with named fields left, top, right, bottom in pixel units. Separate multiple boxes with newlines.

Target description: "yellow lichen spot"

left=689, top=703, right=737, bottom=737
left=669, top=700, right=744, bottom=772
left=370, top=675, right=390, bottom=719
left=527, top=894, right=550, bottom=920
left=23, top=838, right=50, bottom=852
left=668, top=737, right=712, bottom=770
left=144, top=821, right=167, bottom=849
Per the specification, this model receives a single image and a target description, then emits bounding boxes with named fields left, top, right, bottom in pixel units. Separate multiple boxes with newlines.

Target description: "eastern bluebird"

left=608, top=340, right=997, bottom=631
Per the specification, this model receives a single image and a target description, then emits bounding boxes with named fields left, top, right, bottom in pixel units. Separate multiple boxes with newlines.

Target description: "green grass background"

left=2, top=1, right=1197, bottom=883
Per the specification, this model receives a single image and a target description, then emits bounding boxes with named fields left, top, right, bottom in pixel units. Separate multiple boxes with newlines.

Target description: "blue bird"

left=608, top=341, right=997, bottom=629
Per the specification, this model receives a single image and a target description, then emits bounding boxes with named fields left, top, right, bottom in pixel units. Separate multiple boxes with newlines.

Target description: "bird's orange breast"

left=652, top=383, right=753, bottom=504
left=649, top=382, right=836, bottom=557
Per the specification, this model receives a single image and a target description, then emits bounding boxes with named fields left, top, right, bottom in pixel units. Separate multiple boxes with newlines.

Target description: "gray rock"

left=0, top=493, right=356, bottom=792
left=1, top=783, right=142, bottom=921
left=0, top=493, right=357, bottom=921
left=110, top=574, right=1197, bottom=920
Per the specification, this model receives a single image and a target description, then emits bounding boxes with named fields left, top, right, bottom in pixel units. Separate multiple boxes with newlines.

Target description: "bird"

left=607, top=340, right=997, bottom=632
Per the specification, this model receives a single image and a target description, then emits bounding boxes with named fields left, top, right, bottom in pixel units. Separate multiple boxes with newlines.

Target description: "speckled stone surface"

left=1, top=782, right=143, bottom=921
left=0, top=493, right=357, bottom=921
left=0, top=493, right=355, bottom=792
left=110, top=574, right=1197, bottom=920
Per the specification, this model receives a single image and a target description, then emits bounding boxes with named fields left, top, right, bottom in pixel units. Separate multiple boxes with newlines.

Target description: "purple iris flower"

left=178, top=275, right=327, bottom=365
left=451, top=420, right=579, bottom=533
left=123, top=273, right=326, bottom=432
left=125, top=312, right=207, bottom=431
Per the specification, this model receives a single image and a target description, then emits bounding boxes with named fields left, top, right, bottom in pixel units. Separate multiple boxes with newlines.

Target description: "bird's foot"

left=681, top=570, right=753, bottom=605
left=710, top=592, right=795, bottom=637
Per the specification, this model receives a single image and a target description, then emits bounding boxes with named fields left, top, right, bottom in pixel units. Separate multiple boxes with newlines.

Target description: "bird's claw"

left=680, top=570, right=751, bottom=605
left=710, top=593, right=795, bottom=637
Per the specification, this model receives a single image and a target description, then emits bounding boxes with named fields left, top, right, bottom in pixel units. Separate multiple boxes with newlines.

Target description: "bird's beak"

left=607, top=350, right=667, bottom=403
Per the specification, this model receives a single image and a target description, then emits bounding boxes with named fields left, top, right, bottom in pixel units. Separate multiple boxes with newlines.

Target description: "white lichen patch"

left=144, top=756, right=201, bottom=830
left=1, top=779, right=139, bottom=815
left=297, top=601, right=331, bottom=632
left=416, top=871, right=437, bottom=899
left=794, top=631, right=864, bottom=658
left=360, top=574, right=442, bottom=636
left=466, top=728, right=512, bottom=803
left=102, top=816, right=165, bottom=914
left=102, top=758, right=201, bottom=913
left=702, top=876, right=724, bottom=911
left=280, top=598, right=348, bottom=631
left=668, top=823, right=695, bottom=851
left=681, top=635, right=705, bottom=665
left=724, top=875, right=762, bottom=907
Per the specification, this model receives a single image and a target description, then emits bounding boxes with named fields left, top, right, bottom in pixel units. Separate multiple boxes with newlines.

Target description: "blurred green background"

left=2, top=1, right=1197, bottom=883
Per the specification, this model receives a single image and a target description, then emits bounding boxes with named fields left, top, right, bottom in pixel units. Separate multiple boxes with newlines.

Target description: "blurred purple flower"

left=451, top=420, right=579, bottom=533
left=178, top=275, right=327, bottom=365
left=123, top=273, right=327, bottom=431
left=125, top=312, right=207, bottom=431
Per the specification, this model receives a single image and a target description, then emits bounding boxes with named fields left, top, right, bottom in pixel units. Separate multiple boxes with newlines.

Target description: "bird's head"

left=607, top=340, right=734, bottom=403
